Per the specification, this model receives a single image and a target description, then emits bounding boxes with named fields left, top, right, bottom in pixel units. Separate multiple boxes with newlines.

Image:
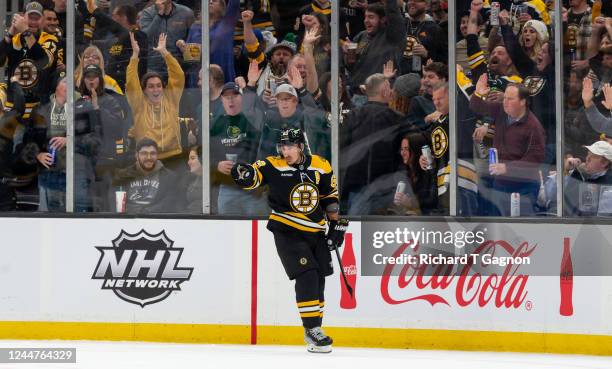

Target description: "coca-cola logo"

left=343, top=265, right=357, bottom=276
left=380, top=240, right=537, bottom=309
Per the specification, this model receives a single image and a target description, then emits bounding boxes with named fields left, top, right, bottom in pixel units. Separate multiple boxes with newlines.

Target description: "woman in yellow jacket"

left=126, top=32, right=184, bottom=162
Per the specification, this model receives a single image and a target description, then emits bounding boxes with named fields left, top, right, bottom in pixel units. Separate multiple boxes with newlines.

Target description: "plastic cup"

left=115, top=191, right=127, bottom=213
left=183, top=43, right=201, bottom=62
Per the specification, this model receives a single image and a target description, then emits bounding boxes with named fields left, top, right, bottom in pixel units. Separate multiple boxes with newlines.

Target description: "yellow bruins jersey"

left=245, top=154, right=338, bottom=233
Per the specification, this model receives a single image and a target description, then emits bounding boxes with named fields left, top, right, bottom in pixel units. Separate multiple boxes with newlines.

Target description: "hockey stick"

left=334, top=246, right=353, bottom=298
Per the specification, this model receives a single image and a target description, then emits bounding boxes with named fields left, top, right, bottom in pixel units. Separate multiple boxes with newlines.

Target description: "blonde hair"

left=75, top=45, right=107, bottom=87
left=519, top=26, right=545, bottom=63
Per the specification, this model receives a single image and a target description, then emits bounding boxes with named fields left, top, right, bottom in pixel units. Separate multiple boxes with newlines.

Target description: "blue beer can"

left=49, top=147, right=56, bottom=166
left=488, top=148, right=498, bottom=165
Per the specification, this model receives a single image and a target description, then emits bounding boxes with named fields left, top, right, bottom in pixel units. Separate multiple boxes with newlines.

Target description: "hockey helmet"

left=278, top=128, right=305, bottom=145
left=277, top=128, right=306, bottom=157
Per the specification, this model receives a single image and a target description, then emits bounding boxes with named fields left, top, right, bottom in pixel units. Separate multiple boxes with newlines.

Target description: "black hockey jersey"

left=428, top=115, right=450, bottom=201
left=0, top=32, right=59, bottom=119
left=244, top=154, right=338, bottom=233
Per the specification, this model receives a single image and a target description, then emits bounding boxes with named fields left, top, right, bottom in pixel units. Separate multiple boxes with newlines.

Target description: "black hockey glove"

left=231, top=162, right=255, bottom=187
left=326, top=218, right=349, bottom=251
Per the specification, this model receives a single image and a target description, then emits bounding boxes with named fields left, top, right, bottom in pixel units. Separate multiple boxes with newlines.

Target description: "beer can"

left=269, top=79, right=277, bottom=94
left=488, top=148, right=498, bottom=165
left=396, top=181, right=406, bottom=195
left=412, top=55, right=421, bottom=72
left=510, top=192, right=520, bottom=217
left=422, top=145, right=433, bottom=170
left=394, top=181, right=407, bottom=205
left=490, top=2, right=500, bottom=26
left=49, top=147, right=56, bottom=166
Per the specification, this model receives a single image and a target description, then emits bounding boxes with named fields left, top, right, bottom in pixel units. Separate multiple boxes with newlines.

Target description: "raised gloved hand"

left=231, top=162, right=255, bottom=187
left=326, top=218, right=349, bottom=251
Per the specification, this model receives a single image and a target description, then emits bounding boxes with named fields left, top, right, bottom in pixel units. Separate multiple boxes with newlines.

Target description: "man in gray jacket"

left=139, top=0, right=194, bottom=76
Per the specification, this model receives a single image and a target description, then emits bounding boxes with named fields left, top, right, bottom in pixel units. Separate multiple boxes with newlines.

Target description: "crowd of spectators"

left=0, top=0, right=609, bottom=217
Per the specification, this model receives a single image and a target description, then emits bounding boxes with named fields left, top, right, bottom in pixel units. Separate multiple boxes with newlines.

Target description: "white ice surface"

left=0, top=340, right=611, bottom=369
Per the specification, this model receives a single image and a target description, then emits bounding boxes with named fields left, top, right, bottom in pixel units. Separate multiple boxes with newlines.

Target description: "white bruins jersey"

left=245, top=154, right=338, bottom=233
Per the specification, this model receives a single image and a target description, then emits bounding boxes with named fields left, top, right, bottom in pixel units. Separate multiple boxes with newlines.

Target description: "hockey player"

left=231, top=128, right=348, bottom=353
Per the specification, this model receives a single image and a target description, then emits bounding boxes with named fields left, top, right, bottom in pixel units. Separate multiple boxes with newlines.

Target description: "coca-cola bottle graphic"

left=560, top=237, right=574, bottom=316
left=340, top=233, right=357, bottom=309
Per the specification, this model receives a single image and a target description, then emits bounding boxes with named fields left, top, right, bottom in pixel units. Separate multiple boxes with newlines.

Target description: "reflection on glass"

left=455, top=0, right=556, bottom=217
left=562, top=0, right=612, bottom=217
left=339, top=0, right=450, bottom=216
left=209, top=1, right=332, bottom=216
left=68, top=0, right=201, bottom=213
left=1, top=1, right=65, bottom=211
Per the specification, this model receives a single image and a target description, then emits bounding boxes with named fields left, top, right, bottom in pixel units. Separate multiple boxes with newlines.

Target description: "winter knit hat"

left=267, top=33, right=297, bottom=56
left=393, top=73, right=421, bottom=98
left=523, top=20, right=549, bottom=43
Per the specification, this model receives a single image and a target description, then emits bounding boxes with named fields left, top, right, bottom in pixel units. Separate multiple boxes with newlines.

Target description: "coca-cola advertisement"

left=361, top=221, right=610, bottom=278
left=323, top=220, right=612, bottom=330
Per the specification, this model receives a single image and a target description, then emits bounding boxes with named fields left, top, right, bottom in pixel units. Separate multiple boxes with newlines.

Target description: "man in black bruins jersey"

left=0, top=2, right=60, bottom=119
left=231, top=128, right=348, bottom=354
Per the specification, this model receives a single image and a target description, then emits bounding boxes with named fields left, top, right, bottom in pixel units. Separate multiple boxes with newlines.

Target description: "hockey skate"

left=304, top=327, right=333, bottom=353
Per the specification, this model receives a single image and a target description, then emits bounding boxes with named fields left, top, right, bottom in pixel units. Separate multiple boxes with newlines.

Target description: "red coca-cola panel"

left=560, top=237, right=574, bottom=316
left=340, top=233, right=357, bottom=309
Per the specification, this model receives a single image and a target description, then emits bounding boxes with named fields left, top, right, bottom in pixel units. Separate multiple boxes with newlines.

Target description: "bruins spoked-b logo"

left=92, top=230, right=193, bottom=307
left=15, top=59, right=39, bottom=88
left=290, top=183, right=319, bottom=214
left=431, top=126, right=448, bottom=158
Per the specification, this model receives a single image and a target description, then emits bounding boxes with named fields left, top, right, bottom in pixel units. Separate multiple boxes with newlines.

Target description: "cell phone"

left=5, top=14, right=13, bottom=29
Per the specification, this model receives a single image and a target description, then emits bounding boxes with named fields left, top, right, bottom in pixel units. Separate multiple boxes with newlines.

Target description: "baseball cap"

left=274, top=84, right=297, bottom=98
left=25, top=1, right=43, bottom=16
left=221, top=82, right=241, bottom=95
left=584, top=141, right=612, bottom=162
left=83, top=64, right=103, bottom=77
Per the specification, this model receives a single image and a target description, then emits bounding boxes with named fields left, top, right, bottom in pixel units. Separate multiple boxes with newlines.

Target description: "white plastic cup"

left=115, top=191, right=127, bottom=213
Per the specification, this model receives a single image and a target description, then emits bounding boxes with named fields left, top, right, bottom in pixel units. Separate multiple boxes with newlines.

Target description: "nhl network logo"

left=92, top=230, right=194, bottom=307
